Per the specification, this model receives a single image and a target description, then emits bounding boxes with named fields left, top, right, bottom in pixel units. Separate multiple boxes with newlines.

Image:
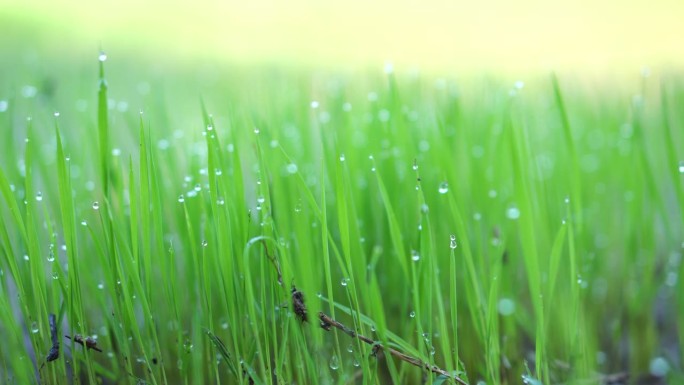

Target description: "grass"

left=0, top=51, right=682, bottom=385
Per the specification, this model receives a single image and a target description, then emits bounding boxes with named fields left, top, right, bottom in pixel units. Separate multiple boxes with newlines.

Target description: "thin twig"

left=318, top=312, right=468, bottom=385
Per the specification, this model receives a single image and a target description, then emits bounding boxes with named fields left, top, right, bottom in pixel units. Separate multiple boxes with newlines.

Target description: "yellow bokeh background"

left=3, top=0, right=683, bottom=73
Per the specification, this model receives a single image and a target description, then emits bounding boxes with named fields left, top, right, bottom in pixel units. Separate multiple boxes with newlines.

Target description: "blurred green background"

left=3, top=0, right=683, bottom=73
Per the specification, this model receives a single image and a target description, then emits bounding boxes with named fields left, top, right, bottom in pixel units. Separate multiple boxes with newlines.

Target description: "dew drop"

left=409, top=311, right=416, bottom=318
left=497, top=298, right=516, bottom=316
left=30, top=322, right=39, bottom=333
left=347, top=344, right=354, bottom=353
left=52, top=271, right=59, bottom=280
left=253, top=127, right=260, bottom=134
left=294, top=201, right=303, bottom=213
left=341, top=278, right=349, bottom=287
left=329, top=354, right=339, bottom=370
left=339, top=153, right=346, bottom=162
left=97, top=282, right=104, bottom=290
left=438, top=182, right=449, bottom=194
left=98, top=52, right=107, bottom=62
left=286, top=163, right=298, bottom=174
left=217, top=197, right=225, bottom=205
left=679, top=161, right=684, bottom=174
left=370, top=324, right=376, bottom=332
left=194, top=183, right=201, bottom=192
left=257, top=196, right=265, bottom=204
left=35, top=191, right=43, bottom=202
left=201, top=240, right=208, bottom=247
left=506, top=207, right=520, bottom=220
left=310, top=100, right=319, bottom=109
left=81, top=220, right=87, bottom=226
left=23, top=254, right=29, bottom=261
left=178, top=195, right=185, bottom=203
left=221, top=322, right=229, bottom=330
left=649, top=357, right=669, bottom=377
left=352, top=357, right=361, bottom=367
left=92, top=201, right=100, bottom=210
left=450, top=235, right=458, bottom=249
left=411, top=250, right=420, bottom=261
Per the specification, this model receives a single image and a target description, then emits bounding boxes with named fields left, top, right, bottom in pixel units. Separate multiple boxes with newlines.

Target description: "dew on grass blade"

left=257, top=196, right=265, bottom=204
left=679, top=161, right=684, bottom=173
left=97, top=283, right=104, bottom=290
left=194, top=183, right=201, bottom=192
left=497, top=298, right=516, bottom=316
left=286, top=163, right=298, bottom=174
left=649, top=357, right=669, bottom=377
left=411, top=250, right=420, bottom=261
left=438, top=182, right=449, bottom=194
left=92, top=201, right=99, bottom=210
left=98, top=52, right=107, bottom=62
left=409, top=311, right=416, bottom=318
left=23, top=254, right=29, bottom=261
left=341, top=278, right=349, bottom=287
left=178, top=195, right=185, bottom=203
left=339, top=153, right=345, bottom=162
left=347, top=344, right=354, bottom=353
left=450, top=235, right=458, bottom=249
left=35, top=191, right=43, bottom=201
left=30, top=322, right=39, bottom=333
left=201, top=240, right=208, bottom=247
left=329, top=354, right=339, bottom=370
left=506, top=207, right=520, bottom=220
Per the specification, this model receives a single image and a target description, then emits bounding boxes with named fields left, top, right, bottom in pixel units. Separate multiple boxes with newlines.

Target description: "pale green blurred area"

left=2, top=0, right=684, bottom=73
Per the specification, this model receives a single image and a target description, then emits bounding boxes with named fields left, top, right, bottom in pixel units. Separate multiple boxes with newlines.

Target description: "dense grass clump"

left=0, top=54, right=682, bottom=385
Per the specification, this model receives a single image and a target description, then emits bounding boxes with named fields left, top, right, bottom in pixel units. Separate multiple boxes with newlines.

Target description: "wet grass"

left=0, top=53, right=683, bottom=385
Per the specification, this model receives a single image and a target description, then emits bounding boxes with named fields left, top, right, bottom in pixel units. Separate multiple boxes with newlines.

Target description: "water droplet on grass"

left=679, top=161, right=684, bottom=173
left=329, top=354, right=339, bottom=370
left=339, top=153, right=346, bottom=162
left=411, top=250, right=420, bottom=261
left=23, top=255, right=29, bottom=261
left=97, top=282, right=104, bottom=290
left=286, top=163, right=298, bottom=174
left=310, top=100, right=319, bottom=109
left=201, top=240, right=208, bottom=247
left=35, top=191, right=43, bottom=201
left=497, top=298, right=516, bottom=316
left=52, top=271, right=59, bottom=280
left=257, top=196, right=265, bottom=204
left=31, top=322, right=39, bottom=333
left=178, top=195, right=185, bottom=203
left=98, top=52, right=107, bottom=62
left=92, top=201, right=100, bottom=210
left=341, top=278, right=349, bottom=287
left=253, top=127, right=260, bottom=134
left=649, top=357, right=669, bottom=377
left=506, top=207, right=520, bottom=219
left=450, top=235, right=458, bottom=249
left=347, top=344, right=354, bottom=353
left=438, top=182, right=449, bottom=194
left=409, top=311, right=416, bottom=318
